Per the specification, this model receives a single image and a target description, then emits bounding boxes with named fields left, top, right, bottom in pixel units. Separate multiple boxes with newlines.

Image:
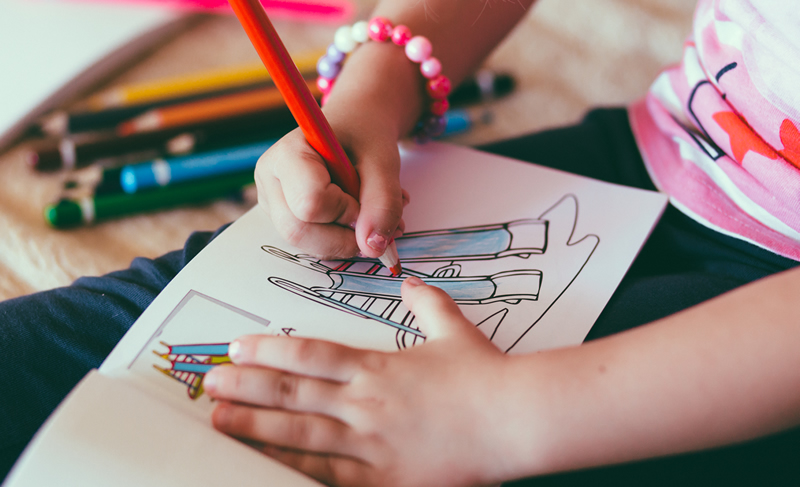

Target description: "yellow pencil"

left=86, top=49, right=324, bottom=110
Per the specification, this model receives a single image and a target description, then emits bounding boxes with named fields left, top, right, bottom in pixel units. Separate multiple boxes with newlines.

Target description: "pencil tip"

left=390, top=264, right=402, bottom=277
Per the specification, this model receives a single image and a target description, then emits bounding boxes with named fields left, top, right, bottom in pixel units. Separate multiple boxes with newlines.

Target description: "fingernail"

left=228, top=340, right=242, bottom=361
left=405, top=276, right=425, bottom=287
left=203, top=368, right=219, bottom=393
left=366, top=232, right=389, bottom=252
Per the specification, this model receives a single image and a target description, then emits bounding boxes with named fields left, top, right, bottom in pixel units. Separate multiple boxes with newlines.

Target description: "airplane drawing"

left=262, top=195, right=600, bottom=352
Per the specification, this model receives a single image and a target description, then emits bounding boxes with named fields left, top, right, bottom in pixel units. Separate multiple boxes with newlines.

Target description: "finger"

left=254, top=133, right=361, bottom=259
left=230, top=335, right=367, bottom=382
left=212, top=403, right=361, bottom=459
left=263, top=446, right=370, bottom=487
left=401, top=277, right=477, bottom=341
left=267, top=133, right=360, bottom=226
left=264, top=175, right=360, bottom=258
left=204, top=365, right=343, bottom=417
left=351, top=145, right=404, bottom=258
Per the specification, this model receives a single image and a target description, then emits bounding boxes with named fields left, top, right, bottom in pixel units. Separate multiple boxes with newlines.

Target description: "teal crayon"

left=44, top=171, right=254, bottom=228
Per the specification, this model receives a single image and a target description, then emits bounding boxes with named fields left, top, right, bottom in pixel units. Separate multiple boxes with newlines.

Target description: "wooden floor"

left=0, top=0, right=695, bottom=301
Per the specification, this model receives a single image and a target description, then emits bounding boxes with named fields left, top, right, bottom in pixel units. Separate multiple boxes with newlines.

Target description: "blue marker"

left=120, top=139, right=276, bottom=193
left=439, top=108, right=493, bottom=138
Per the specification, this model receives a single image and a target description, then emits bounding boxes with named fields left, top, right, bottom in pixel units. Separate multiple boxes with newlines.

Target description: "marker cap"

left=44, top=199, right=83, bottom=228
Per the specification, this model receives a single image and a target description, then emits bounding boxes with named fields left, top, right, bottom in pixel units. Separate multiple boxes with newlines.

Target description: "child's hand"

left=204, top=277, right=514, bottom=487
left=254, top=129, right=407, bottom=260
left=254, top=104, right=408, bottom=260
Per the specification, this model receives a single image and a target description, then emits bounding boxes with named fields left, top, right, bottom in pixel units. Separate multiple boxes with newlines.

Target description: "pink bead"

left=426, top=74, right=451, bottom=99
left=316, top=76, right=335, bottom=94
left=420, top=57, right=441, bottom=79
left=391, top=25, right=412, bottom=46
left=367, top=17, right=393, bottom=42
left=429, top=98, right=449, bottom=116
left=404, top=35, right=432, bottom=63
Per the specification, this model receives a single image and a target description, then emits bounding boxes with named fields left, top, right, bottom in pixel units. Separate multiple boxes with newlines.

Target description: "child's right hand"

left=254, top=106, right=407, bottom=260
left=254, top=0, right=533, bottom=259
left=253, top=42, right=423, bottom=260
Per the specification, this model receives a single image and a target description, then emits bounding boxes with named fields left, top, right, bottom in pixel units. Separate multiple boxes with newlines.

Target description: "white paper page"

left=0, top=0, right=183, bottom=149
left=100, top=142, right=667, bottom=419
left=3, top=371, right=322, bottom=487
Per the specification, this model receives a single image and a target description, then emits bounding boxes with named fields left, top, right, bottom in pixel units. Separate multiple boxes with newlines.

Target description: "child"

left=2, top=0, right=799, bottom=485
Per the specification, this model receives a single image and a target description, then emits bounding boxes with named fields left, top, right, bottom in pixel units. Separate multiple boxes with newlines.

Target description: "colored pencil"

left=228, top=0, right=401, bottom=275
left=117, top=81, right=319, bottom=135
left=86, top=50, right=322, bottom=110
left=27, top=106, right=471, bottom=173
left=44, top=171, right=254, bottom=228
left=41, top=80, right=270, bottom=136
left=120, top=139, right=277, bottom=193
left=27, top=108, right=298, bottom=171
left=27, top=131, right=172, bottom=172
left=39, top=69, right=503, bottom=137
left=65, top=0, right=355, bottom=24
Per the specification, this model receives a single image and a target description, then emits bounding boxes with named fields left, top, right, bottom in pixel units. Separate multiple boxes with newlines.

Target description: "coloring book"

left=4, top=142, right=667, bottom=486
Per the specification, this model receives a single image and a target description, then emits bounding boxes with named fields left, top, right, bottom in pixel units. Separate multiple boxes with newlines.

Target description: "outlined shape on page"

left=153, top=341, right=231, bottom=400
left=127, top=290, right=272, bottom=400
left=262, top=195, right=599, bottom=352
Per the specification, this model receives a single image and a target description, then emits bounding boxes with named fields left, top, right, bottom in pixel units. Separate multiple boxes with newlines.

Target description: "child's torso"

left=629, top=0, right=800, bottom=260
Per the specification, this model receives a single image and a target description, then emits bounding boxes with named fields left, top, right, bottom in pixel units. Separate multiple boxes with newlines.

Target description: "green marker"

left=44, top=171, right=254, bottom=228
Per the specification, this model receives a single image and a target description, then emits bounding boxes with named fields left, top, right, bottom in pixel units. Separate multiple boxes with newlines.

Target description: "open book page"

left=5, top=143, right=667, bottom=485
left=4, top=371, right=323, bottom=487
left=99, top=142, right=667, bottom=419
left=0, top=0, right=189, bottom=149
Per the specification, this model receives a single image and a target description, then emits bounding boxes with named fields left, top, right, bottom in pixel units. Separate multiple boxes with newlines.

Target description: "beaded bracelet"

left=316, top=17, right=452, bottom=142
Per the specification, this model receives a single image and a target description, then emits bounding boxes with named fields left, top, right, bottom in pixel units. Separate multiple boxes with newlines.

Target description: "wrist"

left=471, top=353, right=556, bottom=483
left=321, top=40, right=426, bottom=140
left=447, top=353, right=556, bottom=485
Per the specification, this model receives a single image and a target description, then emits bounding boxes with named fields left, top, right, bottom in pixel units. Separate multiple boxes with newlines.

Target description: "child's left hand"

left=204, top=277, right=516, bottom=487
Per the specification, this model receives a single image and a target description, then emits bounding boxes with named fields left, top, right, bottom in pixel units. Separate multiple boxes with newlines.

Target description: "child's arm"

left=204, top=267, right=800, bottom=486
left=255, top=0, right=536, bottom=258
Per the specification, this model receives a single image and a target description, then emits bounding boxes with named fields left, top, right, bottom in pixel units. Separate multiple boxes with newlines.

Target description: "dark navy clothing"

left=0, top=226, right=227, bottom=479
left=1, top=108, right=796, bottom=484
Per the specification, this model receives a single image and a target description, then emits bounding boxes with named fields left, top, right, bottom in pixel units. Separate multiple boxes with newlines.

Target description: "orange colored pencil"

left=118, top=81, right=320, bottom=135
left=227, top=0, right=401, bottom=276
left=227, top=0, right=357, bottom=197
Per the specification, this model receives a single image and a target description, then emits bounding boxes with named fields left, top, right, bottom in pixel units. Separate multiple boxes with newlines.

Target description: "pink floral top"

left=629, top=0, right=800, bottom=260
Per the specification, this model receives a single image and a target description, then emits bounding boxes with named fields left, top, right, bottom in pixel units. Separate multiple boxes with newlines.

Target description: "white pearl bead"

left=351, top=20, right=369, bottom=43
left=334, top=25, right=357, bottom=53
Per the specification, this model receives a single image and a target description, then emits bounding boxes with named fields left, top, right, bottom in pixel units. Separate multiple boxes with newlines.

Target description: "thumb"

left=352, top=146, right=404, bottom=259
left=401, top=277, right=476, bottom=341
